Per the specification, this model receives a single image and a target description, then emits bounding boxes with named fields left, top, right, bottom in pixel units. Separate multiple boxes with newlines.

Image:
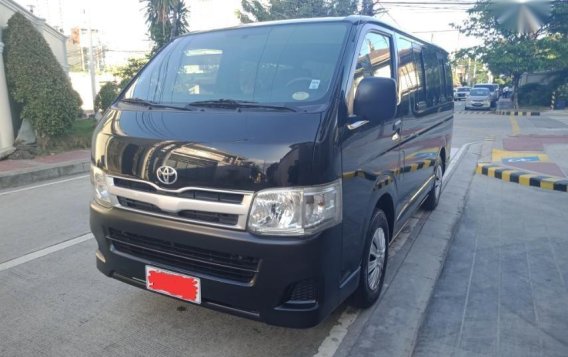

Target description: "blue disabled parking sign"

left=503, top=156, right=540, bottom=164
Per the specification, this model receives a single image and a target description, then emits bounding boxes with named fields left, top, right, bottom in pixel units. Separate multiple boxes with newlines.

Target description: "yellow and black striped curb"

left=476, top=163, right=568, bottom=193
left=457, top=111, right=495, bottom=115
left=456, top=110, right=541, bottom=116
left=495, top=111, right=541, bottom=116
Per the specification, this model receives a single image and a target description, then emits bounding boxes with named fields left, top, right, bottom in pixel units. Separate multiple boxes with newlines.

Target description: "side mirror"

left=354, top=77, right=397, bottom=123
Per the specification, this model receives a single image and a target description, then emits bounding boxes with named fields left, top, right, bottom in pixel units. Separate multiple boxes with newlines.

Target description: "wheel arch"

left=374, top=193, right=395, bottom=242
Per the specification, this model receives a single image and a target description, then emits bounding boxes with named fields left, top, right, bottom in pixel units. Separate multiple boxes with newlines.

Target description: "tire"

left=352, top=210, right=389, bottom=308
left=423, top=158, right=443, bottom=211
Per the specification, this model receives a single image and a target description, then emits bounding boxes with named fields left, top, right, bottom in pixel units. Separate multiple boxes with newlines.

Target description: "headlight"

left=90, top=165, right=113, bottom=208
left=247, top=179, right=342, bottom=236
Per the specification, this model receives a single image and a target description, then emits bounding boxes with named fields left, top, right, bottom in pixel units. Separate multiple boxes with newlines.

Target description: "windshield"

left=474, top=84, right=496, bottom=92
left=469, top=89, right=489, bottom=96
left=457, top=87, right=470, bottom=92
left=122, top=22, right=350, bottom=107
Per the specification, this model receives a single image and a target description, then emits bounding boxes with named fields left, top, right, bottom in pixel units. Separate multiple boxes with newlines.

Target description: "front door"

left=340, top=28, right=401, bottom=280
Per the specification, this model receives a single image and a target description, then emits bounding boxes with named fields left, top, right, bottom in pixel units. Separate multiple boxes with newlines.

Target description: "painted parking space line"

left=0, top=233, right=93, bottom=272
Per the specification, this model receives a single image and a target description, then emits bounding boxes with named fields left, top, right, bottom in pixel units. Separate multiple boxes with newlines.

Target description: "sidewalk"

left=0, top=149, right=90, bottom=189
left=414, top=166, right=568, bottom=356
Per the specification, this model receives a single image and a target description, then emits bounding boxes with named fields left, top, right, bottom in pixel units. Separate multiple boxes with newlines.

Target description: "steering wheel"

left=285, top=77, right=314, bottom=88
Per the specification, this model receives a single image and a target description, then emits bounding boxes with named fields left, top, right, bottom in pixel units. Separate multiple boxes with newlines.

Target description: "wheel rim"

left=434, top=164, right=443, bottom=200
left=368, top=227, right=387, bottom=291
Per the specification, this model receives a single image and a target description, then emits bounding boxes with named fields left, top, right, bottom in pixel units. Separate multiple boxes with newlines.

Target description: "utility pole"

left=86, top=9, right=97, bottom=113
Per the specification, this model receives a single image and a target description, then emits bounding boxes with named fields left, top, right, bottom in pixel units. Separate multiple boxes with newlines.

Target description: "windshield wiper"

left=119, top=98, right=194, bottom=111
left=188, top=99, right=297, bottom=112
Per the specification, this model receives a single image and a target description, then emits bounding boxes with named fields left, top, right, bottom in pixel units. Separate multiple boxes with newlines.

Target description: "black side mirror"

left=354, top=77, right=397, bottom=123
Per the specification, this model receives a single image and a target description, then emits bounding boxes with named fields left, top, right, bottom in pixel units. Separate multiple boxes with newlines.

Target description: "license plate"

left=146, top=266, right=201, bottom=304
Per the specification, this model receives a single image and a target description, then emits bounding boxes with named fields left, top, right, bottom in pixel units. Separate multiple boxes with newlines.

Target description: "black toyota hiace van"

left=90, top=16, right=453, bottom=328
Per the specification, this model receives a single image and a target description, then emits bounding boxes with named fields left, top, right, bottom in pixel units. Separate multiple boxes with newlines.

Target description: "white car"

left=465, top=88, right=491, bottom=110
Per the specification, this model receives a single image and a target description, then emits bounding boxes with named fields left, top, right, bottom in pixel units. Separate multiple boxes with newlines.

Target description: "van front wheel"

left=352, top=210, right=389, bottom=308
left=423, top=159, right=443, bottom=211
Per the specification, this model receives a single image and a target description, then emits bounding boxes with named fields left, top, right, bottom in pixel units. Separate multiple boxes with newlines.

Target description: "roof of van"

left=180, top=16, right=448, bottom=54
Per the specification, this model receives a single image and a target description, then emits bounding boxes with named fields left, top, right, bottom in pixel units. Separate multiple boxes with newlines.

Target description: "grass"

left=39, top=119, right=97, bottom=155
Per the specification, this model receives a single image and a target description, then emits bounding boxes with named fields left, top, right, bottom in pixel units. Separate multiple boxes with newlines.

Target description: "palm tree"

left=142, top=0, right=189, bottom=51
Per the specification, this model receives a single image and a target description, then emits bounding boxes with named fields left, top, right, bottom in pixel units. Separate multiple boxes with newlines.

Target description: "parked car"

left=454, top=86, right=471, bottom=101
left=90, top=16, right=454, bottom=328
left=465, top=87, right=492, bottom=110
left=473, top=83, right=500, bottom=105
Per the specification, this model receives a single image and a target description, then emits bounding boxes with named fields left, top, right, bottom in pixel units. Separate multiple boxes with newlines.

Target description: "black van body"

left=90, top=16, right=453, bottom=328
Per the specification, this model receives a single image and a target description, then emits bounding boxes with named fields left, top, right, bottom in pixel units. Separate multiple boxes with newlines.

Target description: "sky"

left=14, top=0, right=480, bottom=60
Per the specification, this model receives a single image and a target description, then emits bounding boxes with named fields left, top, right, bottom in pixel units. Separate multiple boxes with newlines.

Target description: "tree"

left=141, top=0, right=189, bottom=52
left=3, top=13, right=82, bottom=144
left=238, top=0, right=383, bottom=23
left=453, top=0, right=568, bottom=108
left=112, top=56, right=150, bottom=90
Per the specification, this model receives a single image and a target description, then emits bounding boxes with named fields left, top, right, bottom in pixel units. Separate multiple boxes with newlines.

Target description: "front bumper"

left=465, top=102, right=490, bottom=110
left=90, top=202, right=348, bottom=328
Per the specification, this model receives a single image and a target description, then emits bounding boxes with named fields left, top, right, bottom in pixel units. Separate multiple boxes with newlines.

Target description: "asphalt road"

left=0, top=106, right=554, bottom=357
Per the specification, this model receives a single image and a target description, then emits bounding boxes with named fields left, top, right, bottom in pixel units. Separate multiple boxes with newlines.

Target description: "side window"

left=356, top=32, right=392, bottom=80
left=397, top=36, right=418, bottom=96
left=349, top=31, right=393, bottom=114
left=423, top=48, right=442, bottom=106
left=412, top=44, right=427, bottom=108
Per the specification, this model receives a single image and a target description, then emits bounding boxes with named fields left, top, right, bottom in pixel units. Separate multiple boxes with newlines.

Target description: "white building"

left=0, top=0, right=68, bottom=158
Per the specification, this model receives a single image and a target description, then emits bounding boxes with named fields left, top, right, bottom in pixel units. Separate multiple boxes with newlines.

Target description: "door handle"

left=347, top=120, right=369, bottom=130
left=392, top=119, right=402, bottom=132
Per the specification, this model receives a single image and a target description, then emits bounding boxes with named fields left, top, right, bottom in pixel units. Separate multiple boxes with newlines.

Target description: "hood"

left=92, top=108, right=322, bottom=191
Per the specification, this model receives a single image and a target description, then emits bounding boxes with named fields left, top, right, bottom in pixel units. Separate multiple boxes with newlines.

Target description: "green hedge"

left=518, top=83, right=554, bottom=107
left=94, top=82, right=119, bottom=113
left=3, top=13, right=82, bottom=141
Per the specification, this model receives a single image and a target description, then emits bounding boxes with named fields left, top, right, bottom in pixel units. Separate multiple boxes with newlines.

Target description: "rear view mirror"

left=354, top=77, right=397, bottom=123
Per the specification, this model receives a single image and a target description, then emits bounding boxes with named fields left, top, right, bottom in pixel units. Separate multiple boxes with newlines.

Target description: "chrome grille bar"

left=105, top=176, right=253, bottom=230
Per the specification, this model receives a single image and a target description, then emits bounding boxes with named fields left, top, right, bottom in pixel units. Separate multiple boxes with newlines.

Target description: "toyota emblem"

left=156, top=166, right=178, bottom=185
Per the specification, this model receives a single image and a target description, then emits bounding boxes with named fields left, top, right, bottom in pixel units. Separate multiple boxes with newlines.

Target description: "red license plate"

left=146, top=266, right=201, bottom=304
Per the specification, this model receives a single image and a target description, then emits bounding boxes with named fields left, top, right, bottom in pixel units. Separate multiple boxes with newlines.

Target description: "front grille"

left=108, top=229, right=259, bottom=283
left=117, top=197, right=239, bottom=226
left=113, top=178, right=243, bottom=204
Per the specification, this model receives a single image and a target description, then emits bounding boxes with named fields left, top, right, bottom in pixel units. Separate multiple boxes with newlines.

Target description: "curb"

left=495, top=110, right=541, bottom=116
left=476, top=163, right=568, bottom=193
left=0, top=160, right=90, bottom=190
left=456, top=110, right=542, bottom=116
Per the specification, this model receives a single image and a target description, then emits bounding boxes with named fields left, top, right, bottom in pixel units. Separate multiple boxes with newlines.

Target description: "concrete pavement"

left=414, top=168, right=568, bottom=356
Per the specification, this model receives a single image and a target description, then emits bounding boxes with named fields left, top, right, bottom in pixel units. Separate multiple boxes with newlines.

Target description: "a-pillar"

left=0, top=39, right=15, bottom=158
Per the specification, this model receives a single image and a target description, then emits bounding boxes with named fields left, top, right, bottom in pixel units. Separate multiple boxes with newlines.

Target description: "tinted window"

left=412, top=44, right=427, bottom=107
left=397, top=37, right=419, bottom=96
left=123, top=23, right=349, bottom=106
left=457, top=87, right=470, bottom=92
